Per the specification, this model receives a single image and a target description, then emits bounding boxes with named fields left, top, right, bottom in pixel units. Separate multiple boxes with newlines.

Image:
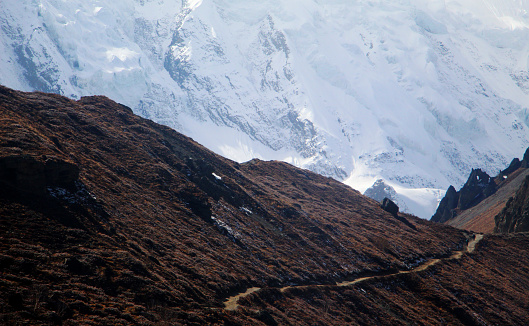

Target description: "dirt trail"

left=224, top=234, right=484, bottom=311
left=468, top=234, right=483, bottom=253
left=336, top=234, right=483, bottom=287
left=224, top=287, right=260, bottom=311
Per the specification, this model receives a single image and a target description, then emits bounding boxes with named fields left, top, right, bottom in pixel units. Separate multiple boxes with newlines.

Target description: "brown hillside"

left=1, top=85, right=528, bottom=325
left=236, top=233, right=529, bottom=325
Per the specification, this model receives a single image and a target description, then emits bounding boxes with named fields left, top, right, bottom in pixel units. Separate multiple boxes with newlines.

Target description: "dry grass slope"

left=0, top=86, right=527, bottom=325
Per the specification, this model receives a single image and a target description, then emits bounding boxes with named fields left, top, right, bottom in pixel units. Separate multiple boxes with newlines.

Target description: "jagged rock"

left=381, top=198, right=399, bottom=217
left=495, top=175, right=529, bottom=233
left=500, top=158, right=521, bottom=176
left=432, top=146, right=529, bottom=233
left=522, top=147, right=529, bottom=168
left=364, top=179, right=398, bottom=203
left=458, top=169, right=496, bottom=210
left=431, top=185, right=459, bottom=223
left=431, top=169, right=496, bottom=222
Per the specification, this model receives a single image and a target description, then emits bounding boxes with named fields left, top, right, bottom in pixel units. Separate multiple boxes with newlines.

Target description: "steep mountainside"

left=1, top=86, right=529, bottom=325
left=495, top=174, right=529, bottom=233
left=431, top=168, right=497, bottom=223
left=2, top=0, right=529, bottom=217
left=236, top=234, right=529, bottom=325
left=0, top=85, right=463, bottom=324
left=431, top=148, right=529, bottom=233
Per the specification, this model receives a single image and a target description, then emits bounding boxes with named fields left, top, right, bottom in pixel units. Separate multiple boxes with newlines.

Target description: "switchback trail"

left=224, top=234, right=484, bottom=311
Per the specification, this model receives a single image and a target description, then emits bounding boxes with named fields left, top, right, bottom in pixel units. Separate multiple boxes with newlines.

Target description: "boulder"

left=381, top=197, right=399, bottom=217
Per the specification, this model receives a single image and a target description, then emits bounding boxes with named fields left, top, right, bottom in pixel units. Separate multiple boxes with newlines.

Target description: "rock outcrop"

left=522, top=147, right=529, bottom=168
left=431, top=185, right=459, bottom=223
left=432, top=169, right=496, bottom=222
left=458, top=169, right=497, bottom=210
left=381, top=197, right=399, bottom=217
left=0, top=155, right=79, bottom=195
left=500, top=158, right=522, bottom=177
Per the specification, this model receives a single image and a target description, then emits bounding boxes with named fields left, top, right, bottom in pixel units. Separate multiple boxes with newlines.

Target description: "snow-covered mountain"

left=2, top=0, right=529, bottom=218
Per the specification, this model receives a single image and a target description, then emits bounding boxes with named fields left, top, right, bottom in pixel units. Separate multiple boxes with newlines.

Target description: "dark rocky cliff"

left=495, top=175, right=529, bottom=233
left=432, top=147, right=529, bottom=235
left=431, top=169, right=496, bottom=223
left=494, top=147, right=529, bottom=233
left=431, top=185, right=459, bottom=223
left=522, top=147, right=529, bottom=168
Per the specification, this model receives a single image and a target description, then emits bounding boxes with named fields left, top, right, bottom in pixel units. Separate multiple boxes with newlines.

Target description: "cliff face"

left=495, top=175, right=529, bottom=233
left=431, top=185, right=459, bottom=223
left=431, top=147, right=529, bottom=234
left=494, top=148, right=529, bottom=233
left=523, top=148, right=529, bottom=168
left=431, top=169, right=496, bottom=223
left=1, top=86, right=529, bottom=325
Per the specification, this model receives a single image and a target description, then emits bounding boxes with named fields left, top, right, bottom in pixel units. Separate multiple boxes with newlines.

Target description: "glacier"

left=1, top=0, right=529, bottom=218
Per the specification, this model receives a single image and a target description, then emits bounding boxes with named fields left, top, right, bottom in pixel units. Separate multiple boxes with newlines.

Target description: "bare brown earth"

left=447, top=168, right=529, bottom=233
left=225, top=287, right=261, bottom=311
left=0, top=86, right=528, bottom=325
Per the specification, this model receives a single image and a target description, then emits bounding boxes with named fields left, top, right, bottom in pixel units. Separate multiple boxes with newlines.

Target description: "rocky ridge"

left=431, top=147, right=529, bottom=234
left=431, top=169, right=497, bottom=223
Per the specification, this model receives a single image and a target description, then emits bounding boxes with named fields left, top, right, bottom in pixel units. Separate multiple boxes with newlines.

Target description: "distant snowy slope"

left=1, top=0, right=529, bottom=218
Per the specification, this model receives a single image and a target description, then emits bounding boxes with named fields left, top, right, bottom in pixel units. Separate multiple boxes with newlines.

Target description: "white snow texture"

left=1, top=0, right=529, bottom=218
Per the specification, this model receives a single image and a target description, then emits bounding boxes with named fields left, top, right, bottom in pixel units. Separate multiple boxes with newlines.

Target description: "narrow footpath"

left=224, top=234, right=484, bottom=311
